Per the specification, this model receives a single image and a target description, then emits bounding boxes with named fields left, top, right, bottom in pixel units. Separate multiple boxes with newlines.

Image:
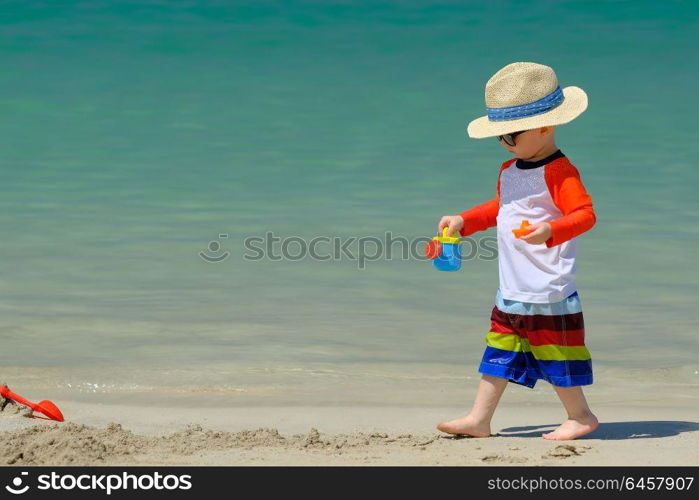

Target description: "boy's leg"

left=543, top=385, right=599, bottom=440
left=437, top=374, right=508, bottom=437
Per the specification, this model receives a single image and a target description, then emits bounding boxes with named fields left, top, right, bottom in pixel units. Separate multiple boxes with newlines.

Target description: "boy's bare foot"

left=436, top=415, right=491, bottom=437
left=542, top=412, right=599, bottom=440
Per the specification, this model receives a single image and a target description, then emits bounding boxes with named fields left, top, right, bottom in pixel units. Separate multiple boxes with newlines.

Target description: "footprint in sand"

left=481, top=454, right=527, bottom=463
left=544, top=444, right=591, bottom=459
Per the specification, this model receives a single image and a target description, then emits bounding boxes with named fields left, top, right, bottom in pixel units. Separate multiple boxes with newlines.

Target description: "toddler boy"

left=436, top=62, right=598, bottom=440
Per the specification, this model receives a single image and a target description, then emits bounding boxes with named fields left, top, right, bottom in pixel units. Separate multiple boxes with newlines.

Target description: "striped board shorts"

left=478, top=289, right=593, bottom=388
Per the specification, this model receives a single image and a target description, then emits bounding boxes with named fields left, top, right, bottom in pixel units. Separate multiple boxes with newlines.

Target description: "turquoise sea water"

left=1, top=1, right=697, bottom=406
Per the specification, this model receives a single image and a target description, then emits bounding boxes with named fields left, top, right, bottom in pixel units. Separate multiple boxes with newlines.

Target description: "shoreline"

left=1, top=401, right=697, bottom=466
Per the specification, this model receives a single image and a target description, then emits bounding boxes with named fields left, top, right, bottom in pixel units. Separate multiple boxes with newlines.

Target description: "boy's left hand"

left=520, top=222, right=552, bottom=245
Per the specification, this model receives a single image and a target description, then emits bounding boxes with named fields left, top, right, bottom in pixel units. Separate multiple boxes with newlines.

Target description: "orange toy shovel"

left=512, top=220, right=534, bottom=239
left=0, top=385, right=64, bottom=422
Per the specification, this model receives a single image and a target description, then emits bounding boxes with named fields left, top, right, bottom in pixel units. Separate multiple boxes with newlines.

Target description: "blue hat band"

left=486, top=86, right=564, bottom=122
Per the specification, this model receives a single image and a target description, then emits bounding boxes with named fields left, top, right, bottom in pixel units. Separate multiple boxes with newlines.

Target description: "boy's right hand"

left=438, top=215, right=464, bottom=237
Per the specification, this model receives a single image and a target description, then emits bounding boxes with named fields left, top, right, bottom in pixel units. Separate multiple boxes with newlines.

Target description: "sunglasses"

left=497, top=130, right=526, bottom=147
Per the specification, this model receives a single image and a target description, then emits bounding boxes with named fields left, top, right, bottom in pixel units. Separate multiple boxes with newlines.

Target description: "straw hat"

left=467, top=62, right=588, bottom=139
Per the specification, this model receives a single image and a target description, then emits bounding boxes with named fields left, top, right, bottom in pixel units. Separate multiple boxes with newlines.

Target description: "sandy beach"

left=2, top=363, right=697, bottom=466
left=1, top=398, right=697, bottom=466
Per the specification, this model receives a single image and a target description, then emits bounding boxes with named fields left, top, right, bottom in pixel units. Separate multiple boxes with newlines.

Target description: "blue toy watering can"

left=425, top=227, right=462, bottom=272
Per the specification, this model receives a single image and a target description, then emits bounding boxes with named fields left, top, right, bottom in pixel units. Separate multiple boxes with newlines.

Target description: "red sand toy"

left=0, top=385, right=64, bottom=422
left=512, top=220, right=534, bottom=239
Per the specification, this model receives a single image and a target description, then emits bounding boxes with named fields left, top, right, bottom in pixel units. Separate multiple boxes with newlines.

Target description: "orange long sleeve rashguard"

left=458, top=153, right=595, bottom=248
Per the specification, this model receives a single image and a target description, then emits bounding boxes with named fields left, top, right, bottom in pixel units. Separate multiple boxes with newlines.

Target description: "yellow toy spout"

left=434, top=227, right=461, bottom=244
